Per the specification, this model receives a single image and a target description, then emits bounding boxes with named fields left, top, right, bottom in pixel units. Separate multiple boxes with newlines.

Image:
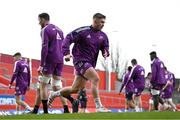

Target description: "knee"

left=39, top=75, right=51, bottom=85
left=51, top=80, right=63, bottom=91
left=92, top=77, right=100, bottom=85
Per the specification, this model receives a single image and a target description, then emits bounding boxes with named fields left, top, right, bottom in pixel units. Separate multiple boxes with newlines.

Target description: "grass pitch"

left=1, top=111, right=180, bottom=120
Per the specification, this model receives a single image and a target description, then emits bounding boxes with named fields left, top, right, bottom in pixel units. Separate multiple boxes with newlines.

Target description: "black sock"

left=64, top=95, right=74, bottom=103
left=158, top=96, right=164, bottom=105
left=42, top=100, right=48, bottom=113
left=63, top=105, right=70, bottom=113
left=153, top=95, right=159, bottom=110
left=32, top=105, right=39, bottom=114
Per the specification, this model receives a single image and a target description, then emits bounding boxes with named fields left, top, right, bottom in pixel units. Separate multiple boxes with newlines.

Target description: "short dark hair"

left=147, top=72, right=152, bottom=77
left=149, top=51, right=157, bottom=56
left=127, top=66, right=132, bottom=71
left=38, top=13, right=50, bottom=21
left=93, top=13, right=106, bottom=19
left=131, top=59, right=137, bottom=65
left=13, top=52, right=21, bottom=57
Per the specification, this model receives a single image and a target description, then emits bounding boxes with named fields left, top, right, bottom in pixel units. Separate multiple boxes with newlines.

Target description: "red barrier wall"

left=0, top=53, right=117, bottom=91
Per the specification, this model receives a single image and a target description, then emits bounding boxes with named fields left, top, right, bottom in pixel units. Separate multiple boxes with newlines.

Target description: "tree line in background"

left=100, top=43, right=128, bottom=81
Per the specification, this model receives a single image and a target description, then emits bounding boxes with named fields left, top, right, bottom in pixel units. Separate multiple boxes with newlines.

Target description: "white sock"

left=135, top=106, right=139, bottom=112
left=94, top=98, right=103, bottom=108
left=169, top=101, right=177, bottom=110
left=25, top=105, right=31, bottom=110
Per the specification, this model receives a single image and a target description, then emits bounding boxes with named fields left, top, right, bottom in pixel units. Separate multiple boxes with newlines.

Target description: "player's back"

left=151, top=58, right=166, bottom=85
left=166, top=71, right=175, bottom=92
left=42, top=24, right=64, bottom=64
left=124, top=72, right=134, bottom=93
left=132, top=65, right=145, bottom=88
left=15, top=59, right=30, bottom=87
left=161, top=71, right=174, bottom=98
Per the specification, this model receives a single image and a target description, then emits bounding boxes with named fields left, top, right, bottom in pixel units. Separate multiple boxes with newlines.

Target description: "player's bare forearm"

left=119, top=84, right=125, bottom=94
left=162, top=82, right=170, bottom=91
left=119, top=88, right=123, bottom=94
left=102, top=49, right=109, bottom=59
left=8, top=84, right=12, bottom=89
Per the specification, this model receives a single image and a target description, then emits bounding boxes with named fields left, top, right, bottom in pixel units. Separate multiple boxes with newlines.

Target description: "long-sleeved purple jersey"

left=121, top=71, right=134, bottom=93
left=40, top=24, right=64, bottom=66
left=151, top=58, right=166, bottom=85
left=129, top=65, right=145, bottom=88
left=10, top=59, right=31, bottom=87
left=164, top=71, right=175, bottom=94
left=62, top=26, right=109, bottom=67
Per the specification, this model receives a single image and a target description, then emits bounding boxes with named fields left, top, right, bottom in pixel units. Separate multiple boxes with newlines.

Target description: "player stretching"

left=128, top=59, right=145, bottom=112
left=161, top=67, right=178, bottom=111
left=48, top=13, right=110, bottom=112
left=119, top=66, right=135, bottom=112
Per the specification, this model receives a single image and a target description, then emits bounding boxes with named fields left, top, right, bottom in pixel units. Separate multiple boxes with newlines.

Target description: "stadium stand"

left=0, top=53, right=179, bottom=111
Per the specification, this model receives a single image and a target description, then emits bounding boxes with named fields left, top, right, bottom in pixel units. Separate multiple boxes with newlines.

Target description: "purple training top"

left=151, top=58, right=166, bottom=85
left=40, top=24, right=64, bottom=66
left=121, top=71, right=134, bottom=93
left=129, top=65, right=145, bottom=89
left=10, top=59, right=31, bottom=87
left=62, top=26, right=109, bottom=67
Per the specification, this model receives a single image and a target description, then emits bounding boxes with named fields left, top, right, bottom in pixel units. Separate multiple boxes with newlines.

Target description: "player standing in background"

left=128, top=59, right=145, bottom=112
left=37, top=13, right=69, bottom=114
left=149, top=51, right=166, bottom=111
left=161, top=67, right=177, bottom=111
left=48, top=13, right=110, bottom=112
left=77, top=88, right=88, bottom=113
left=9, top=52, right=32, bottom=115
left=119, top=66, right=135, bottom=112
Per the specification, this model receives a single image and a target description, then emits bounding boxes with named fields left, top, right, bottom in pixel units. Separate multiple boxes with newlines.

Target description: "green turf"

left=1, top=112, right=180, bottom=120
